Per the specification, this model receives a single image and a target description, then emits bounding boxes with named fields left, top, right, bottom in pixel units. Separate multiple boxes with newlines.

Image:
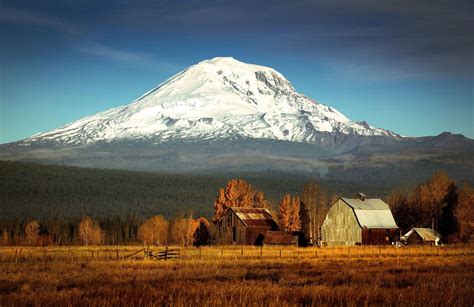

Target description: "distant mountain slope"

left=1, top=57, right=472, bottom=183
left=23, top=57, right=396, bottom=146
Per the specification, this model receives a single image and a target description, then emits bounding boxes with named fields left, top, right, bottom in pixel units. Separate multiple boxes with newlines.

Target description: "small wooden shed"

left=215, top=207, right=278, bottom=245
left=321, top=193, right=399, bottom=246
left=401, top=228, right=441, bottom=246
left=263, top=231, right=300, bottom=246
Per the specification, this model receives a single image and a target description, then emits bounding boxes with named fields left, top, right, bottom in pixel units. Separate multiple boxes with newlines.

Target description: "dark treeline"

left=0, top=161, right=399, bottom=221
left=0, top=216, right=142, bottom=246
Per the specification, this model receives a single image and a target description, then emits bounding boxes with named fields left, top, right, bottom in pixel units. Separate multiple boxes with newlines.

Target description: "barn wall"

left=362, top=228, right=398, bottom=245
left=406, top=232, right=434, bottom=245
left=321, top=199, right=361, bottom=246
left=216, top=211, right=246, bottom=245
left=216, top=211, right=274, bottom=245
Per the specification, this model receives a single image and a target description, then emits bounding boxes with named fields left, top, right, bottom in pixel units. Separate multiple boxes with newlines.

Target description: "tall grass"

left=0, top=246, right=473, bottom=306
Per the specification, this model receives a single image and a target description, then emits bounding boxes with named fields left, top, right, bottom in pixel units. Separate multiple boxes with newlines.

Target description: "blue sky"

left=1, top=0, right=473, bottom=143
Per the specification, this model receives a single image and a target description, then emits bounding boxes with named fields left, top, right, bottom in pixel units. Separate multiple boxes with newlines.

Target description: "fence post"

left=241, top=247, right=243, bottom=258
left=15, top=249, right=18, bottom=264
left=199, top=247, right=202, bottom=260
left=221, top=248, right=223, bottom=257
left=165, top=246, right=168, bottom=261
left=260, top=246, right=263, bottom=259
left=315, top=249, right=318, bottom=259
left=279, top=249, right=282, bottom=259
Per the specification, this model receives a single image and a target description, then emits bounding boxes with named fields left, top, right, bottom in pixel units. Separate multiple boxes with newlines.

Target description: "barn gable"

left=341, top=198, right=398, bottom=229
left=401, top=228, right=441, bottom=245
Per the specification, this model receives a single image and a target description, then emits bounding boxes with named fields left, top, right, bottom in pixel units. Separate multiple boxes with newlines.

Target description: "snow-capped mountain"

left=27, top=57, right=397, bottom=145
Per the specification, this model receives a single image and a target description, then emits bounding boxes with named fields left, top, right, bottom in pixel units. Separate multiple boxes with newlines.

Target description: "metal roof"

left=230, top=207, right=276, bottom=228
left=342, top=197, right=390, bottom=210
left=402, top=228, right=441, bottom=241
left=341, top=197, right=398, bottom=229
left=263, top=231, right=297, bottom=245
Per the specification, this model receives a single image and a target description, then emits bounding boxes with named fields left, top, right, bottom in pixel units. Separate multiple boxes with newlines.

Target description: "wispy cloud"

left=0, top=6, right=83, bottom=35
left=0, top=6, right=179, bottom=72
left=77, top=42, right=181, bottom=71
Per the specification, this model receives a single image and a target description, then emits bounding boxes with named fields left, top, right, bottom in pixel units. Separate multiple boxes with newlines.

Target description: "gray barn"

left=321, top=193, right=399, bottom=246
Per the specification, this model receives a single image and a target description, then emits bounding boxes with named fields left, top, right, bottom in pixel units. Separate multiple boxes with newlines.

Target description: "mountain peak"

left=26, top=57, right=398, bottom=145
left=203, top=56, right=238, bottom=64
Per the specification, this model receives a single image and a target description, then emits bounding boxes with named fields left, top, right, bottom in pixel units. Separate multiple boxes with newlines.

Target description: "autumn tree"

left=289, top=196, right=301, bottom=231
left=194, top=217, right=212, bottom=246
left=279, top=193, right=292, bottom=231
left=24, top=220, right=40, bottom=246
left=138, top=215, right=169, bottom=246
left=1, top=229, right=9, bottom=246
left=279, top=194, right=307, bottom=233
left=213, top=179, right=269, bottom=222
left=387, top=190, right=414, bottom=232
left=455, top=184, right=473, bottom=242
left=78, top=216, right=104, bottom=246
left=301, top=180, right=329, bottom=244
left=419, top=171, right=455, bottom=230
left=170, top=217, right=199, bottom=246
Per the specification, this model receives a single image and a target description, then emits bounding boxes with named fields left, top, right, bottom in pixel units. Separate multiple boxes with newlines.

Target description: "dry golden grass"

left=0, top=246, right=473, bottom=306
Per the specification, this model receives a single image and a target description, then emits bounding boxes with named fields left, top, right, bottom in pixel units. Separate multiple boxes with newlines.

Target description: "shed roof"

left=341, top=197, right=398, bottom=229
left=263, top=231, right=297, bottom=245
left=229, top=207, right=276, bottom=228
left=402, top=228, right=440, bottom=241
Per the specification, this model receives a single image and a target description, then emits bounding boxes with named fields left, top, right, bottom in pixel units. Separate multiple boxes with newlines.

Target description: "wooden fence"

left=0, top=245, right=472, bottom=262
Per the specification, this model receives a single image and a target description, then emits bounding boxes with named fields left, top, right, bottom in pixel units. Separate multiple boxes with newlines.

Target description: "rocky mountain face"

left=1, top=57, right=473, bottom=184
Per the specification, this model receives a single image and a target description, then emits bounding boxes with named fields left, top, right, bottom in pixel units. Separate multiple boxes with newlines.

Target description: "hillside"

left=0, top=161, right=410, bottom=221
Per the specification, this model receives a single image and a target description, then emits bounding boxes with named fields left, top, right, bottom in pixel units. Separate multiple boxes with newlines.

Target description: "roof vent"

left=357, top=193, right=366, bottom=201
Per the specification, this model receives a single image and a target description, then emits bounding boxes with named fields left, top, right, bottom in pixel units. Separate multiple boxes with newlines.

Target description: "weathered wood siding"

left=362, top=228, right=398, bottom=245
left=321, top=199, right=361, bottom=246
left=406, top=232, right=433, bottom=245
left=216, top=210, right=246, bottom=245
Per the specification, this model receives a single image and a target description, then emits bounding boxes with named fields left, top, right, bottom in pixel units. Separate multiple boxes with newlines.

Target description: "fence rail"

left=0, top=245, right=472, bottom=263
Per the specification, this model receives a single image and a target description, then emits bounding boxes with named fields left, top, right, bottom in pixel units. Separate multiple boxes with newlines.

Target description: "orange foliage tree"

left=279, top=194, right=292, bottom=231
left=455, top=184, right=474, bottom=242
left=138, top=215, right=169, bottom=246
left=279, top=194, right=304, bottom=232
left=170, top=217, right=199, bottom=246
left=1, top=229, right=8, bottom=246
left=24, top=220, right=40, bottom=246
left=301, top=180, right=330, bottom=244
left=213, top=179, right=269, bottom=222
left=78, top=216, right=104, bottom=246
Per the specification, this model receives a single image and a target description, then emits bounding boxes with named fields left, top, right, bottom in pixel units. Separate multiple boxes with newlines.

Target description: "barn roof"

left=263, top=231, right=297, bottom=245
left=402, top=228, right=440, bottom=242
left=229, top=207, right=276, bottom=228
left=341, top=197, right=398, bottom=229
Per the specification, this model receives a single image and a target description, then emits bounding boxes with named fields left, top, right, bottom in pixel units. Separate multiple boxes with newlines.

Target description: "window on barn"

left=232, top=227, right=236, bottom=242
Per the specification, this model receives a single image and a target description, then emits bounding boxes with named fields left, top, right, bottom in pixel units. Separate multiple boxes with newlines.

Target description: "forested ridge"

left=1, top=161, right=472, bottom=246
left=0, top=161, right=399, bottom=221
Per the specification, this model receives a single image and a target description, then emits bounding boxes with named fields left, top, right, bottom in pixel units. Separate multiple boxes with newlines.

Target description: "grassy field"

left=1, top=246, right=473, bottom=306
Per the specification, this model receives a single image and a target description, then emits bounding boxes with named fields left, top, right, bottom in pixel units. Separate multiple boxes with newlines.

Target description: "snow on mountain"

left=27, top=57, right=398, bottom=145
